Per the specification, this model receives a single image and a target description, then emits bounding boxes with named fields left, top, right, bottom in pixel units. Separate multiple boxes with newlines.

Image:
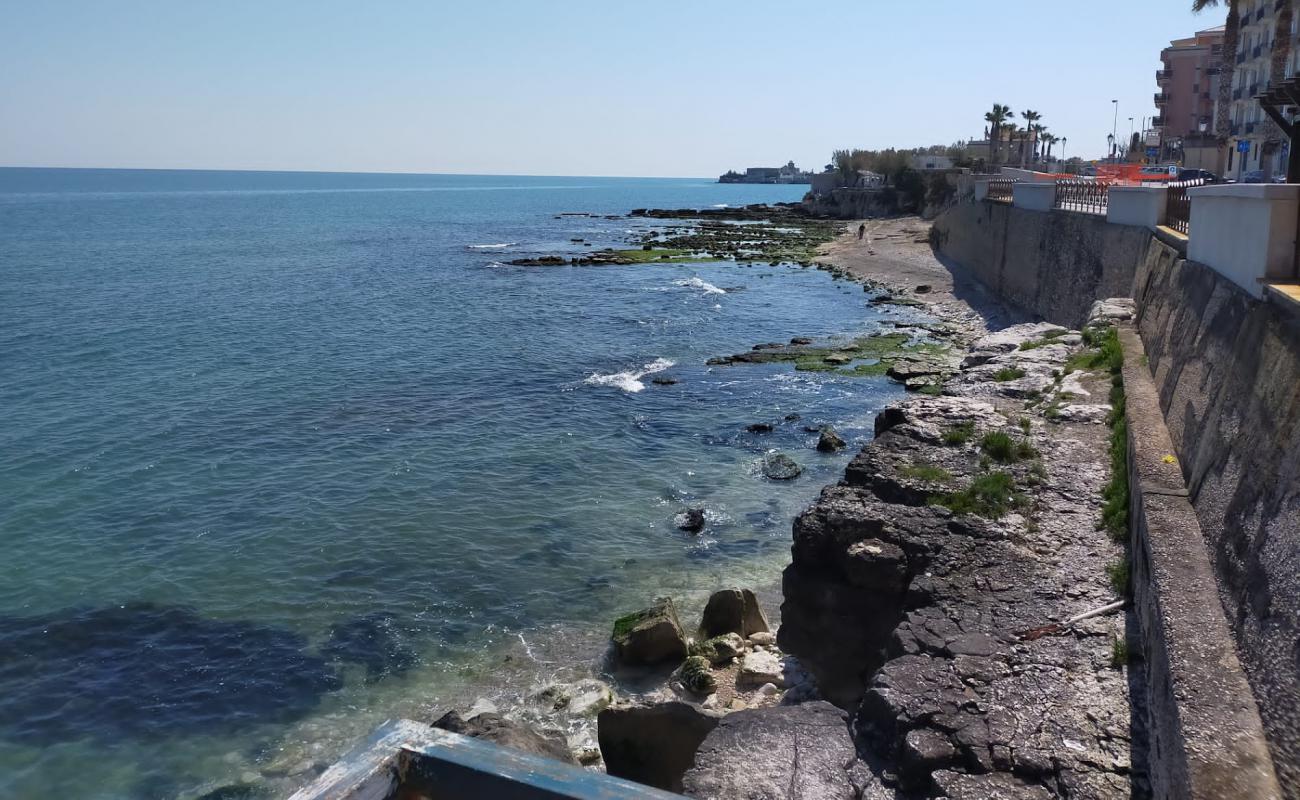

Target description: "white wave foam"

left=673, top=277, right=726, bottom=295
left=584, top=357, right=675, bottom=393
left=486, top=261, right=509, bottom=268
left=712, top=203, right=730, bottom=208
left=468, top=242, right=515, bottom=249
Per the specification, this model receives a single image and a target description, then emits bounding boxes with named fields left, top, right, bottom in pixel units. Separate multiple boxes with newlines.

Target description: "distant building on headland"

left=718, top=161, right=814, bottom=184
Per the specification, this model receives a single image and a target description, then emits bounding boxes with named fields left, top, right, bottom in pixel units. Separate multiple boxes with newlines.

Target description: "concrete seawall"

left=933, top=200, right=1296, bottom=797
left=930, top=200, right=1150, bottom=329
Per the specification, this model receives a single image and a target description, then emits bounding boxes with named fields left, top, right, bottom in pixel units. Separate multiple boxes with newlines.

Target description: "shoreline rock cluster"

left=772, top=303, right=1142, bottom=798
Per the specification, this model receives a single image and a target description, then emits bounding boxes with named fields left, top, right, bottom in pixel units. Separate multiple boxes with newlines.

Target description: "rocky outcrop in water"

left=611, top=598, right=688, bottom=667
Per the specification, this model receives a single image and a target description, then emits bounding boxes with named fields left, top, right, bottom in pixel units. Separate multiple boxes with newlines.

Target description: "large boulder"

left=681, top=702, right=868, bottom=799
left=816, top=426, right=847, bottom=452
left=761, top=452, right=802, bottom=480
left=597, top=701, right=723, bottom=792
left=611, top=598, right=687, bottom=667
left=431, top=711, right=576, bottom=764
left=698, top=588, right=770, bottom=639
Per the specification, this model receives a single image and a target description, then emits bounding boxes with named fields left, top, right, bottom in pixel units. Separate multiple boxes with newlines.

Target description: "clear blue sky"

left=0, top=0, right=1218, bottom=177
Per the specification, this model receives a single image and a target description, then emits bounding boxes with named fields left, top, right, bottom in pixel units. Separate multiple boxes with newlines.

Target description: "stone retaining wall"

left=1132, top=244, right=1300, bottom=796
left=1119, top=326, right=1282, bottom=800
left=930, top=200, right=1151, bottom=329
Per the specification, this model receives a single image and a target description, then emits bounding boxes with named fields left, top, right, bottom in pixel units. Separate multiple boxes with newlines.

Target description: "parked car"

left=1239, top=170, right=1267, bottom=183
left=1176, top=168, right=1219, bottom=183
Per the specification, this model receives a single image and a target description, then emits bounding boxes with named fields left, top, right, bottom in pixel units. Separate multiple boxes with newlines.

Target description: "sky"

left=0, top=0, right=1219, bottom=178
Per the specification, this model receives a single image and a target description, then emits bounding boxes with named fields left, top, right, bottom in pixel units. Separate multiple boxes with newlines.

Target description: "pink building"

left=1155, top=25, right=1225, bottom=167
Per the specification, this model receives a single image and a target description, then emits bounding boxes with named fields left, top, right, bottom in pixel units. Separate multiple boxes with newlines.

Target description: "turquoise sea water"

left=0, top=169, right=912, bottom=798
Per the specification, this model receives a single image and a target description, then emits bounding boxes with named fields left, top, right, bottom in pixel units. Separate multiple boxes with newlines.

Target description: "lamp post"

left=1112, top=100, right=1119, bottom=159
left=1107, top=133, right=1116, bottom=162
left=1061, top=137, right=1068, bottom=171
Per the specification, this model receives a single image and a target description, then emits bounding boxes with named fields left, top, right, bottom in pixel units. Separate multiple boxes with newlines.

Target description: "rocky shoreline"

left=420, top=215, right=1144, bottom=798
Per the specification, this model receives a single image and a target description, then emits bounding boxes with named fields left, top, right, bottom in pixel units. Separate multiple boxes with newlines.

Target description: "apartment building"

left=1156, top=25, right=1225, bottom=168
left=1222, top=0, right=1298, bottom=177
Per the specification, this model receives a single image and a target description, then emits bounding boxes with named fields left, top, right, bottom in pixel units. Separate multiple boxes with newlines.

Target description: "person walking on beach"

left=857, top=223, right=866, bottom=241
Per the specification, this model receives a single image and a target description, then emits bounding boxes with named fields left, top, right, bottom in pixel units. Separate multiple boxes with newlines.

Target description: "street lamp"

left=1107, top=133, right=1116, bottom=161
left=1112, top=100, right=1119, bottom=156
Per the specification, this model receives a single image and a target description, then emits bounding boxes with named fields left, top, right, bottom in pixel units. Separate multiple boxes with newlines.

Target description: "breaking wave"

left=673, top=277, right=726, bottom=295
left=468, top=243, right=515, bottom=249
left=584, top=358, right=675, bottom=393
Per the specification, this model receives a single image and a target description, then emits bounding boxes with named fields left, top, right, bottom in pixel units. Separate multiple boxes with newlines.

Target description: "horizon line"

left=0, top=164, right=728, bottom=181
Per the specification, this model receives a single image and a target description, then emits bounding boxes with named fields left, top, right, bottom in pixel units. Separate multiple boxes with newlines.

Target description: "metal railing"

left=1164, top=179, right=1206, bottom=236
left=987, top=178, right=1016, bottom=203
left=1054, top=180, right=1109, bottom=215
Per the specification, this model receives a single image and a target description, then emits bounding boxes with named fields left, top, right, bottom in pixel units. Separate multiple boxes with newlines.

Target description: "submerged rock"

left=761, top=452, right=802, bottom=480
left=610, top=598, right=687, bottom=667
left=677, top=508, right=706, bottom=533
left=816, top=426, right=847, bottom=452
left=598, top=701, right=723, bottom=792
left=432, top=710, right=576, bottom=764
left=746, top=422, right=775, bottom=434
left=651, top=375, right=679, bottom=386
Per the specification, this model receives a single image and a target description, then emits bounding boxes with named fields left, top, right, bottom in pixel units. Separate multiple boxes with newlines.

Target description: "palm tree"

left=1042, top=133, right=1059, bottom=165
left=1032, top=124, right=1048, bottom=163
left=1019, top=110, right=1041, bottom=168
left=984, top=103, right=1013, bottom=168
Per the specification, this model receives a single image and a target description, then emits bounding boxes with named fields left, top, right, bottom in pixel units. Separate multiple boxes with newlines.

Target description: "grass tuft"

left=980, top=431, right=1038, bottom=463
left=931, top=471, right=1024, bottom=519
left=900, top=463, right=953, bottom=482
left=942, top=421, right=975, bottom=446
left=993, top=366, right=1027, bottom=382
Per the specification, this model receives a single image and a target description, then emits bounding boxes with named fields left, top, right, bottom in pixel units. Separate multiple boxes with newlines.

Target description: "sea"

left=0, top=168, right=915, bottom=799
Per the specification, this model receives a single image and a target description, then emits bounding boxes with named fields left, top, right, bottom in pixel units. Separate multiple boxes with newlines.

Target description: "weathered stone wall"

left=1132, top=244, right=1300, bottom=795
left=930, top=201, right=1151, bottom=329
left=1120, top=325, right=1282, bottom=800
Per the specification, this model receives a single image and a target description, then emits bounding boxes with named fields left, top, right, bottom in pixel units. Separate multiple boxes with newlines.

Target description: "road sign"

left=1146, top=146, right=1159, bottom=158
left=1238, top=139, right=1252, bottom=153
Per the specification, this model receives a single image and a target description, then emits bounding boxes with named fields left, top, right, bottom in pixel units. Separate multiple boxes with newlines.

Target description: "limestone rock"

left=432, top=711, right=576, bottom=764
left=699, top=588, right=770, bottom=639
left=679, top=655, right=717, bottom=694
left=761, top=452, right=802, bottom=480
left=597, top=701, right=722, bottom=792
left=816, top=426, right=847, bottom=452
left=682, top=702, right=866, bottom=799
left=611, top=598, right=687, bottom=667
left=737, top=649, right=785, bottom=689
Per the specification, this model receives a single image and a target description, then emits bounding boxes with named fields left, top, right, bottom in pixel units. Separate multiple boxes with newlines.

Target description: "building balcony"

left=1152, top=115, right=1167, bottom=126
left=1155, top=93, right=1170, bottom=105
